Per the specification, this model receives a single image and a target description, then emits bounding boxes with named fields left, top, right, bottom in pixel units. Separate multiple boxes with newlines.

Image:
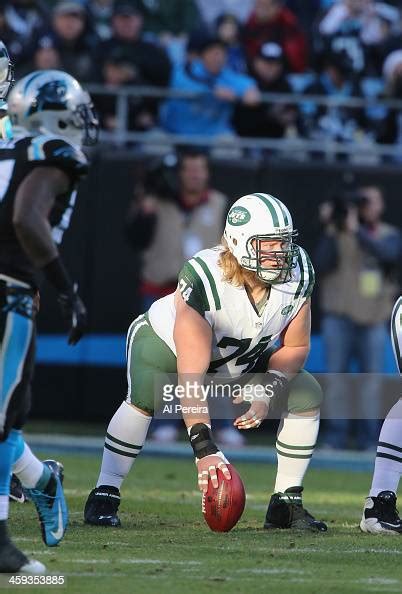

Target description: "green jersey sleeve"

left=177, top=261, right=211, bottom=317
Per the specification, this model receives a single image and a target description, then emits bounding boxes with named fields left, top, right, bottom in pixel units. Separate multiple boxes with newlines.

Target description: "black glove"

left=265, top=370, right=289, bottom=403
left=57, top=284, right=87, bottom=345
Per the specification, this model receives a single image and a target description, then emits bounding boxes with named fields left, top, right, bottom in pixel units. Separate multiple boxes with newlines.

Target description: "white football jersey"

left=391, top=296, right=402, bottom=375
left=148, top=245, right=314, bottom=378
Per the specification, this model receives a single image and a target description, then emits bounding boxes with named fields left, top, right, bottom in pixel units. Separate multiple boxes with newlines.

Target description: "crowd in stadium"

left=2, top=0, right=402, bottom=144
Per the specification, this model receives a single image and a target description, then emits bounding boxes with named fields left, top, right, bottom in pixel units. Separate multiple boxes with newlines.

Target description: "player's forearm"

left=176, top=364, right=211, bottom=429
left=174, top=303, right=213, bottom=428
left=181, top=401, right=211, bottom=431
left=13, top=212, right=58, bottom=267
left=176, top=346, right=211, bottom=428
left=268, top=344, right=310, bottom=378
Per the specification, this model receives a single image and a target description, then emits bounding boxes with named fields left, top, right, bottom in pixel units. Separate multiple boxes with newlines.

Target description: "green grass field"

left=5, top=453, right=402, bottom=594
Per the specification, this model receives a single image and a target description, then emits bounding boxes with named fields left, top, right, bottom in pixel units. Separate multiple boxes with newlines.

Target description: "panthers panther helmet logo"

left=27, top=80, right=68, bottom=116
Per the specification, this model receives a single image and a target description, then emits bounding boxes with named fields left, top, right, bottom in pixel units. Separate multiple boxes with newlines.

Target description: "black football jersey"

left=0, top=132, right=88, bottom=287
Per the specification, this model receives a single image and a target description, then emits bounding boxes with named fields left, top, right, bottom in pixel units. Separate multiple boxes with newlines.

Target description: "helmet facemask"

left=0, top=46, right=14, bottom=101
left=241, top=232, right=299, bottom=284
left=69, top=100, right=99, bottom=146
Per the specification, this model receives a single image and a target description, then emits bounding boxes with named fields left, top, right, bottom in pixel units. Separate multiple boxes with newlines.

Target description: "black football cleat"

left=264, top=486, right=327, bottom=532
left=360, top=491, right=402, bottom=534
left=84, top=486, right=121, bottom=527
left=9, top=475, right=26, bottom=504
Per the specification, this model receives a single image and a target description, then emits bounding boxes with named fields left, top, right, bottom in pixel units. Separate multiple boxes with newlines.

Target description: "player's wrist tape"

left=42, top=257, right=73, bottom=294
left=189, top=423, right=219, bottom=459
left=265, top=370, right=289, bottom=401
left=195, top=450, right=229, bottom=464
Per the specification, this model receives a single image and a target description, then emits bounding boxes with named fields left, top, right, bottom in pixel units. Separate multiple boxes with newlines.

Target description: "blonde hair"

left=218, top=237, right=264, bottom=288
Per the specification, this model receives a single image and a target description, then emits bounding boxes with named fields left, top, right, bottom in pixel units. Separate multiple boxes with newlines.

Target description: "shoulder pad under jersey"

left=27, top=135, right=88, bottom=179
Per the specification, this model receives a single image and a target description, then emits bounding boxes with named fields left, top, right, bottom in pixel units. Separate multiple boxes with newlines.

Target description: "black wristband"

left=42, top=257, right=73, bottom=294
left=189, top=423, right=219, bottom=459
left=265, top=371, right=289, bottom=401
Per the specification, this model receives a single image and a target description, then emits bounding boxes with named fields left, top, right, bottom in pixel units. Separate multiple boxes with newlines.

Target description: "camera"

left=329, top=191, right=368, bottom=230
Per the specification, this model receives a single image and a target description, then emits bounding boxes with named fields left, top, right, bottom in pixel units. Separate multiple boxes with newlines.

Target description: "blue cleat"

left=24, top=460, right=68, bottom=547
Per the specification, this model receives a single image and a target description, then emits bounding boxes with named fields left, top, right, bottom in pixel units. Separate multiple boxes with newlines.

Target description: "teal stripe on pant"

left=12, top=429, right=24, bottom=462
left=0, top=311, right=33, bottom=429
left=0, top=429, right=19, bottom=496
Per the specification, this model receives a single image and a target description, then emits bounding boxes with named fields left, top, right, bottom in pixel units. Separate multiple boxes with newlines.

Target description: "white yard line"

left=236, top=568, right=307, bottom=575
left=60, top=559, right=202, bottom=566
left=121, top=560, right=201, bottom=565
left=72, top=559, right=111, bottom=565
left=357, top=578, right=400, bottom=585
left=65, top=572, right=127, bottom=578
left=247, top=546, right=402, bottom=556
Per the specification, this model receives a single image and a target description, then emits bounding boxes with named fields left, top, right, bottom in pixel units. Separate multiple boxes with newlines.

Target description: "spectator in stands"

left=3, top=0, right=49, bottom=38
left=286, top=0, right=322, bottom=32
left=303, top=48, right=366, bottom=143
left=315, top=185, right=401, bottom=450
left=36, top=1, right=100, bottom=82
left=367, top=3, right=401, bottom=75
left=1, top=0, right=49, bottom=74
left=137, top=0, right=201, bottom=67
left=89, top=0, right=115, bottom=40
left=97, top=48, right=157, bottom=132
left=97, top=1, right=171, bottom=131
left=215, top=13, right=247, bottom=74
left=125, top=149, right=243, bottom=446
left=160, top=33, right=259, bottom=137
left=0, top=5, right=26, bottom=73
left=234, top=42, right=299, bottom=138
left=243, top=0, right=308, bottom=73
left=377, top=50, right=402, bottom=148
left=196, top=0, right=255, bottom=27
left=32, top=38, right=61, bottom=71
left=377, top=5, right=402, bottom=58
left=317, top=0, right=400, bottom=76
left=140, top=0, right=200, bottom=39
left=100, top=1, right=171, bottom=87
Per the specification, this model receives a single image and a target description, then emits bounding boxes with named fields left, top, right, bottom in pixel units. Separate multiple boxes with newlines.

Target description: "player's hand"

left=233, top=398, right=269, bottom=430
left=57, top=284, right=87, bottom=345
left=214, top=86, right=236, bottom=102
left=196, top=454, right=231, bottom=493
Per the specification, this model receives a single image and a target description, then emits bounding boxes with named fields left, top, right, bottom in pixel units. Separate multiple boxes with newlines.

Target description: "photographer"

left=315, top=186, right=401, bottom=450
left=377, top=50, right=402, bottom=148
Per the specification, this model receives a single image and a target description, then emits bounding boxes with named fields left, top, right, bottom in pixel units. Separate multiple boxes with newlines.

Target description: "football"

left=202, top=464, right=246, bottom=532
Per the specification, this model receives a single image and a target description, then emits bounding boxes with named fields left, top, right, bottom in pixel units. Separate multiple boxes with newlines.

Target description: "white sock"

left=97, top=401, right=152, bottom=489
left=12, top=442, right=44, bottom=489
left=0, top=495, right=9, bottom=521
left=369, top=399, right=402, bottom=497
left=274, top=412, right=320, bottom=493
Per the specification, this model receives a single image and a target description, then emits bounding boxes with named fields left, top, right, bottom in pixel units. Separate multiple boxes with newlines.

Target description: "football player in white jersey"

left=360, top=296, right=402, bottom=534
left=85, top=193, right=327, bottom=532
